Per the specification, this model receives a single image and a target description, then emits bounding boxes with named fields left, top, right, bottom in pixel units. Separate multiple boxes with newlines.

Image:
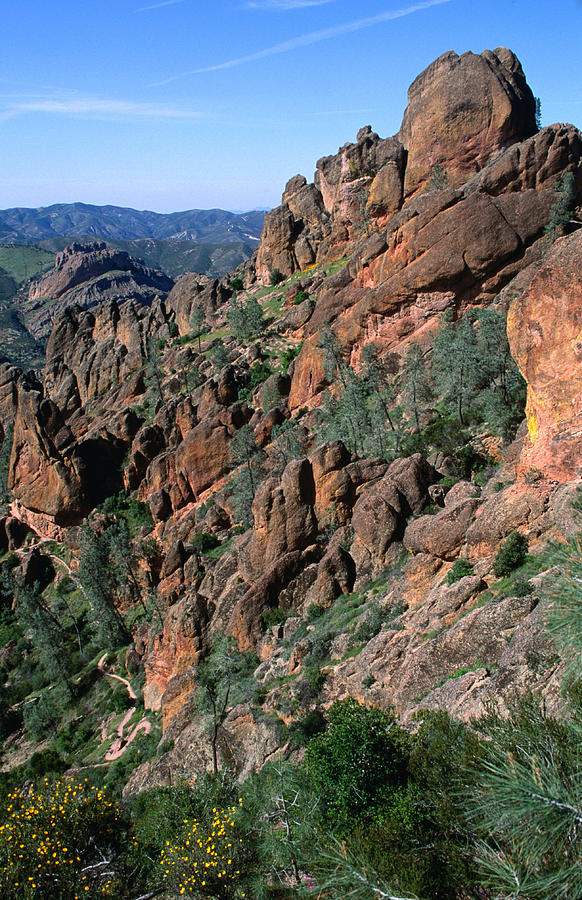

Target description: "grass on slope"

left=0, top=244, right=54, bottom=286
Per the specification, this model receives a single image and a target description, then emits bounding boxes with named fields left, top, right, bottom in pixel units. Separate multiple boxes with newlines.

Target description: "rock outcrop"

left=508, top=230, right=582, bottom=481
left=399, top=47, right=537, bottom=195
left=24, top=242, right=173, bottom=343
left=1, top=46, right=582, bottom=795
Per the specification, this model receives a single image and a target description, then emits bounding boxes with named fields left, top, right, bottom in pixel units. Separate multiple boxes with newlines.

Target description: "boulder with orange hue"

left=399, top=47, right=536, bottom=196
left=8, top=382, right=125, bottom=526
left=165, top=274, right=230, bottom=336
left=143, top=416, right=232, bottom=513
left=143, top=594, right=207, bottom=711
left=44, top=297, right=168, bottom=412
left=254, top=176, right=329, bottom=282
left=241, top=458, right=317, bottom=579
left=508, top=230, right=582, bottom=481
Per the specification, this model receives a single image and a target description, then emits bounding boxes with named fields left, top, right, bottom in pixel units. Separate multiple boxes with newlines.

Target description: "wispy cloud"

left=0, top=92, right=212, bottom=122
left=136, top=0, right=185, bottom=11
left=247, top=0, right=335, bottom=9
left=153, top=0, right=452, bottom=84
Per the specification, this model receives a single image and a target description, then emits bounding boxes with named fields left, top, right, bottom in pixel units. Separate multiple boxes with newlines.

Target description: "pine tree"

left=78, top=527, right=130, bottom=648
left=432, top=313, right=480, bottom=427
left=400, top=343, right=432, bottom=432
left=229, top=424, right=264, bottom=528
left=545, top=171, right=577, bottom=238
left=189, top=304, right=205, bottom=350
left=14, top=584, right=71, bottom=694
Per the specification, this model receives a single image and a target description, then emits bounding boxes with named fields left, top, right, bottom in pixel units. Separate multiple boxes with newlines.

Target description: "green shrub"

left=26, top=748, right=67, bottom=778
left=306, top=603, right=324, bottom=622
left=280, top=343, right=302, bottom=373
left=296, top=663, right=326, bottom=706
left=270, top=268, right=285, bottom=286
left=288, top=709, right=326, bottom=745
left=354, top=602, right=387, bottom=643
left=510, top=576, right=533, bottom=597
left=168, top=321, right=178, bottom=338
left=446, top=559, right=474, bottom=584
left=304, top=698, right=409, bottom=831
left=249, top=360, right=273, bottom=387
left=493, top=531, right=528, bottom=578
left=262, top=606, right=291, bottom=629
left=229, top=277, right=244, bottom=291
left=190, top=531, right=220, bottom=554
left=294, top=289, right=310, bottom=305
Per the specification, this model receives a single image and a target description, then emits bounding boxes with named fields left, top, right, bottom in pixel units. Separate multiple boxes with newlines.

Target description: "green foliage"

left=294, top=289, right=310, bottom=304
left=0, top=425, right=13, bottom=509
left=229, top=424, right=264, bottom=529
left=463, top=696, right=582, bottom=900
left=101, top=488, right=154, bottom=536
left=78, top=526, right=131, bottom=648
left=511, top=575, right=534, bottom=597
left=287, top=709, right=326, bottom=746
left=196, top=636, right=259, bottom=773
left=280, top=342, right=302, bottom=374
left=210, top=339, right=230, bottom=372
left=229, top=276, right=244, bottom=291
left=427, top=162, right=449, bottom=191
left=0, top=777, right=132, bottom=899
left=535, top=95, right=542, bottom=130
left=249, top=359, right=273, bottom=387
left=545, top=171, right=577, bottom=238
left=226, top=293, right=266, bottom=341
left=14, top=584, right=72, bottom=694
left=493, top=530, right=528, bottom=578
left=270, top=268, right=285, bottom=286
left=446, top=558, right=474, bottom=584
left=168, top=320, right=178, bottom=338
left=318, top=331, right=401, bottom=458
left=304, top=698, right=409, bottom=831
left=432, top=308, right=526, bottom=438
left=190, top=531, right=220, bottom=554
left=353, top=601, right=389, bottom=643
left=262, top=606, right=292, bottom=629
left=23, top=689, right=68, bottom=740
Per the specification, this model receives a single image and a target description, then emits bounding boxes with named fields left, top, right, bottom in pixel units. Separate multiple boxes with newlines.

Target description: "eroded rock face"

left=254, top=179, right=329, bottom=282
left=44, top=298, right=169, bottom=410
left=399, top=47, right=537, bottom=196
left=508, top=230, right=582, bottom=481
left=165, top=274, right=230, bottom=336
left=25, top=242, right=173, bottom=343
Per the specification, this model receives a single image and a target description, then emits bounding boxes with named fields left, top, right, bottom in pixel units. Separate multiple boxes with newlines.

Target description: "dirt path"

left=97, top=653, right=151, bottom=762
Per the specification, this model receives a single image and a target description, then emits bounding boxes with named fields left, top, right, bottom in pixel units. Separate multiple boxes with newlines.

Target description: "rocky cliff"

left=1, top=46, right=581, bottom=794
left=23, top=241, right=174, bottom=343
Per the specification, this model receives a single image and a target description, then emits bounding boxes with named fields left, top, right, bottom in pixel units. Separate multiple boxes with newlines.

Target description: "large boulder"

left=399, top=47, right=537, bottom=196
left=508, top=230, right=582, bottom=481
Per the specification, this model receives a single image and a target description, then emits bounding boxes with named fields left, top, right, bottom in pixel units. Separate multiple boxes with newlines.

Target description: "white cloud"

left=153, top=0, right=452, bottom=83
left=136, top=0, right=185, bottom=11
left=247, top=0, right=336, bottom=9
left=0, top=92, right=211, bottom=121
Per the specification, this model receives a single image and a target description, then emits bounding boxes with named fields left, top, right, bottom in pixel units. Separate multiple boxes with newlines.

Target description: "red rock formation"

left=508, top=230, right=582, bottom=481
left=399, top=47, right=536, bottom=196
left=26, top=242, right=173, bottom=342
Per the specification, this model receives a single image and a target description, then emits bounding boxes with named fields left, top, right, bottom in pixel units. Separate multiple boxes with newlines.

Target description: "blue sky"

left=1, top=0, right=581, bottom=213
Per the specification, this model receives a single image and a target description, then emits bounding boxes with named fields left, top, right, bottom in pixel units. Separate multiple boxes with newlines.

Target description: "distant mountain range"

left=0, top=202, right=266, bottom=245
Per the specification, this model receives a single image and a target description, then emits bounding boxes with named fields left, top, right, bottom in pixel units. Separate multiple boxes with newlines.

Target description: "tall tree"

left=229, top=424, right=264, bottom=528
left=78, top=527, right=130, bottom=648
